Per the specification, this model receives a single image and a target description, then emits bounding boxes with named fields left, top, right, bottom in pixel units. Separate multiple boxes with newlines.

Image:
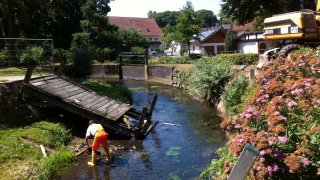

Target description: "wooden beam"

left=148, top=93, right=158, bottom=119
left=137, top=106, right=148, bottom=129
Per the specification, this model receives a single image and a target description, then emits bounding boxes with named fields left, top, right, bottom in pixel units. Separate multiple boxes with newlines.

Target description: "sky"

left=108, top=0, right=222, bottom=18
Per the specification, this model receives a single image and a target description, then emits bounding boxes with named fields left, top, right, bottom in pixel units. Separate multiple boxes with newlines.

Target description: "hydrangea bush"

left=217, top=54, right=320, bottom=179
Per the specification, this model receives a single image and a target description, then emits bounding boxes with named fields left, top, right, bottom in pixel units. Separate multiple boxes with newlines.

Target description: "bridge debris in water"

left=21, top=75, right=158, bottom=139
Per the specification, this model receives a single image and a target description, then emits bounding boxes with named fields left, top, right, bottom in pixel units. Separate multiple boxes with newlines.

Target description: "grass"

left=0, top=67, right=50, bottom=76
left=82, top=80, right=132, bottom=103
left=0, top=121, right=74, bottom=179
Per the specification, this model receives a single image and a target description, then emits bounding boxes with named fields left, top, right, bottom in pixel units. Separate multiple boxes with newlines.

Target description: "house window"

left=154, top=38, right=158, bottom=41
left=148, top=37, right=152, bottom=41
left=146, top=28, right=151, bottom=32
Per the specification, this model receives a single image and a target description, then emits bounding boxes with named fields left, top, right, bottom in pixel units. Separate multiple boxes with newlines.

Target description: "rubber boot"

left=104, top=147, right=110, bottom=161
left=88, top=151, right=97, bottom=166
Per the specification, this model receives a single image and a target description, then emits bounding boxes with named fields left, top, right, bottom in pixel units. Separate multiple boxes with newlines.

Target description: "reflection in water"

left=60, top=80, right=226, bottom=179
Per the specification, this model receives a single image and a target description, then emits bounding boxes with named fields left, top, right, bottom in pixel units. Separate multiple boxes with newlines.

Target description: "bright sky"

left=108, top=0, right=222, bottom=18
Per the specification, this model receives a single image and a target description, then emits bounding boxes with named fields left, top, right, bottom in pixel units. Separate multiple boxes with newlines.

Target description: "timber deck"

left=21, top=75, right=157, bottom=138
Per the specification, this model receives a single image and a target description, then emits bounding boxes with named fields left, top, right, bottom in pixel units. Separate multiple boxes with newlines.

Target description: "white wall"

left=190, top=45, right=202, bottom=54
left=238, top=42, right=259, bottom=53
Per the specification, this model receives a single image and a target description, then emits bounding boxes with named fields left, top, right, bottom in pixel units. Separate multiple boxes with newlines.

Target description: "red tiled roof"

left=108, top=16, right=163, bottom=36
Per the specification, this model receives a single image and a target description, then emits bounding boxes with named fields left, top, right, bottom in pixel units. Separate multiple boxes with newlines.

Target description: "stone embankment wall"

left=90, top=64, right=176, bottom=85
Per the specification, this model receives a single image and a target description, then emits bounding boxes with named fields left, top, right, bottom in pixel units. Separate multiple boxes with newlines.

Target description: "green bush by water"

left=37, top=150, right=75, bottom=179
left=69, top=48, right=93, bottom=78
left=222, top=76, right=256, bottom=116
left=187, top=59, right=233, bottom=104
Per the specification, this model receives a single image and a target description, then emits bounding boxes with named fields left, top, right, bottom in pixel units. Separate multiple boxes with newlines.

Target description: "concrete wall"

left=147, top=65, right=173, bottom=85
left=91, top=64, right=119, bottom=79
left=90, top=64, right=174, bottom=85
left=122, top=65, right=145, bottom=80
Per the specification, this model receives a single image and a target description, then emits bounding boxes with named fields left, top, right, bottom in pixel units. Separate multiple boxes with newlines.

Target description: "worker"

left=85, top=120, right=111, bottom=166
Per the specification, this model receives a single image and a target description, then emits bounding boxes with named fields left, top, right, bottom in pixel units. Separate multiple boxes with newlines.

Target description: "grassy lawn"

left=0, top=67, right=50, bottom=76
left=0, top=121, right=74, bottom=179
left=82, top=80, right=132, bottom=103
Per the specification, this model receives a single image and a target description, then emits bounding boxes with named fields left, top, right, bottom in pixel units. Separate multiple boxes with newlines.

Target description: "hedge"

left=215, top=53, right=259, bottom=65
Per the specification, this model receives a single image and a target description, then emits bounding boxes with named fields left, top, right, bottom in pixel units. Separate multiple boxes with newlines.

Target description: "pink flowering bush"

left=206, top=53, right=320, bottom=179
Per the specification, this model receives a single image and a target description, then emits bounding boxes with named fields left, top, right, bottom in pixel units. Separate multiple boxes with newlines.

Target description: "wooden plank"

left=37, top=80, right=70, bottom=90
left=65, top=91, right=91, bottom=103
left=53, top=86, right=82, bottom=96
left=31, top=77, right=63, bottom=86
left=101, top=103, right=120, bottom=116
left=72, top=92, right=96, bottom=103
left=84, top=96, right=106, bottom=109
left=80, top=95, right=101, bottom=107
left=89, top=98, right=111, bottom=111
left=148, top=93, right=157, bottom=118
left=29, top=75, right=58, bottom=83
left=96, top=99, right=115, bottom=112
left=60, top=89, right=86, bottom=99
left=46, top=84, right=75, bottom=94
left=99, top=100, right=117, bottom=116
left=138, top=107, right=148, bottom=129
left=106, top=104, right=131, bottom=120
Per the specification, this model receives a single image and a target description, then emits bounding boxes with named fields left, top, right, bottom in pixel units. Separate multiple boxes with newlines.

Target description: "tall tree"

left=119, top=29, right=148, bottom=52
left=72, top=0, right=120, bottom=59
left=224, top=28, right=237, bottom=52
left=47, top=0, right=86, bottom=49
left=195, top=9, right=219, bottom=28
left=148, top=11, right=180, bottom=28
left=220, top=0, right=316, bottom=25
left=175, top=1, right=201, bottom=55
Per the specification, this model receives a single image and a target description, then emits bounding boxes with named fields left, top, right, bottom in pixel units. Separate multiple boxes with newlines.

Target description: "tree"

left=175, top=1, right=201, bottom=55
left=220, top=0, right=316, bottom=25
left=195, top=9, right=219, bottom=28
left=71, top=0, right=120, bottom=60
left=148, top=11, right=180, bottom=28
left=119, top=29, right=148, bottom=52
left=224, top=29, right=237, bottom=52
left=47, top=0, right=86, bottom=49
left=0, top=0, right=48, bottom=65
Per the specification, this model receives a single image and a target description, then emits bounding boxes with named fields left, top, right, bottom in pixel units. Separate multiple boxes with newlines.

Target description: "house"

left=190, top=28, right=227, bottom=55
left=108, top=16, right=164, bottom=51
left=233, top=22, right=279, bottom=54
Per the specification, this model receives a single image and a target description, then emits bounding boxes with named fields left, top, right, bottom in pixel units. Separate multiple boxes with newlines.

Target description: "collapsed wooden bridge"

left=21, top=75, right=158, bottom=139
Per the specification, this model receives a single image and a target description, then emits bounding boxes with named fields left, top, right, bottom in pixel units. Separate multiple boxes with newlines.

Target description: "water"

left=60, top=80, right=226, bottom=179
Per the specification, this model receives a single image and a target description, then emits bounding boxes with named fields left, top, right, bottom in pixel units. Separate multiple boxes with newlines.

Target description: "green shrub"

left=153, top=56, right=194, bottom=64
left=215, top=53, right=258, bottom=65
left=0, top=48, right=8, bottom=63
left=95, top=47, right=112, bottom=63
left=188, top=59, right=233, bottom=104
left=180, top=48, right=188, bottom=56
left=189, top=53, right=202, bottom=59
left=37, top=150, right=75, bottom=179
left=222, top=76, right=250, bottom=116
left=70, top=48, right=93, bottom=78
left=292, top=46, right=316, bottom=55
left=131, top=46, right=146, bottom=54
left=53, top=48, right=69, bottom=63
left=20, top=46, right=44, bottom=64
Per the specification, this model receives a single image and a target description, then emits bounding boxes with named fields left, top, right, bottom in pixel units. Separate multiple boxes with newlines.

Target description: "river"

left=59, top=80, right=226, bottom=180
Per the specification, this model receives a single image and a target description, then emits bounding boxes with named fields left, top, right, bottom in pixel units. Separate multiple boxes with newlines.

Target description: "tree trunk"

left=5, top=0, right=19, bottom=66
left=187, top=42, right=191, bottom=56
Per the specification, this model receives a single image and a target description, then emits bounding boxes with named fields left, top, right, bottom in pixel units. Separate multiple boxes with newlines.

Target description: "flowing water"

left=59, top=80, right=226, bottom=180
